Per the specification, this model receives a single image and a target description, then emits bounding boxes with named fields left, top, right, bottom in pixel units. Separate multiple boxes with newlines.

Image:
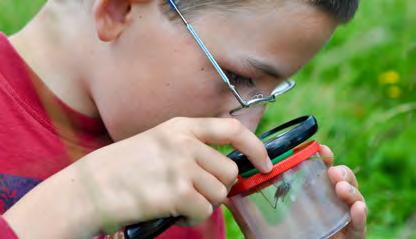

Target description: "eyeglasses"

left=167, top=0, right=296, bottom=115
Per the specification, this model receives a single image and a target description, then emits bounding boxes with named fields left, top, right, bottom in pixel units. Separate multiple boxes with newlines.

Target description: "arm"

left=3, top=117, right=272, bottom=239
left=3, top=164, right=100, bottom=238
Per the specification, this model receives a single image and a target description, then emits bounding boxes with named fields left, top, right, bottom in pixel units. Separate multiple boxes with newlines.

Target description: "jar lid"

left=227, top=116, right=318, bottom=175
left=228, top=141, right=320, bottom=197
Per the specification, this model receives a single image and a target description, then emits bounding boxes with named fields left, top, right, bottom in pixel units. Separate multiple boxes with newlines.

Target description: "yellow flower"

left=387, top=86, right=402, bottom=99
left=378, top=70, right=400, bottom=85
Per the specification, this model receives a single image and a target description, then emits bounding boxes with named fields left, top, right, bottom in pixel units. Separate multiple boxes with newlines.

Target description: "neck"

left=9, top=0, right=100, bottom=118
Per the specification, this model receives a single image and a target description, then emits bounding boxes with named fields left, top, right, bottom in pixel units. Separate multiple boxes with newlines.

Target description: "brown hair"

left=164, top=0, right=359, bottom=23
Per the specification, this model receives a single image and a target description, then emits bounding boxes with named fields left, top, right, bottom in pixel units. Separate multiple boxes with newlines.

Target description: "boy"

left=0, top=0, right=367, bottom=238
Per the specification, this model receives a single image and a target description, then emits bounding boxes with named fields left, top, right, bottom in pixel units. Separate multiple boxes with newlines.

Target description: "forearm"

left=3, top=164, right=100, bottom=239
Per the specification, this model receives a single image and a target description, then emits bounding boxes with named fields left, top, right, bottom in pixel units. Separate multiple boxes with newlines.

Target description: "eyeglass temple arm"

left=167, top=0, right=248, bottom=106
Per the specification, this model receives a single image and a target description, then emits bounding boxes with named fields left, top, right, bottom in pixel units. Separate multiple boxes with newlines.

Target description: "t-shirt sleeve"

left=0, top=215, right=19, bottom=239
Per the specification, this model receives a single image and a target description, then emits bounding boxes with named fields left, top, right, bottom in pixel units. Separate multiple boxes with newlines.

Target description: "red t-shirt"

left=0, top=33, right=225, bottom=239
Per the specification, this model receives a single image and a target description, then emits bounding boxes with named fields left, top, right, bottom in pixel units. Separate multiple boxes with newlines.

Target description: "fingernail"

left=233, top=178, right=239, bottom=185
left=359, top=202, right=368, bottom=223
left=265, top=157, right=273, bottom=172
left=338, top=166, right=347, bottom=180
left=349, top=185, right=356, bottom=195
left=364, top=204, right=369, bottom=217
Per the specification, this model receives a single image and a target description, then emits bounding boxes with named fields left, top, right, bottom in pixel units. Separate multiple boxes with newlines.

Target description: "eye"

left=225, top=71, right=256, bottom=88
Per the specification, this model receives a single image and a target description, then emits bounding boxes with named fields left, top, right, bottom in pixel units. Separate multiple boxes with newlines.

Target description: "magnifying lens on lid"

left=124, top=116, right=318, bottom=239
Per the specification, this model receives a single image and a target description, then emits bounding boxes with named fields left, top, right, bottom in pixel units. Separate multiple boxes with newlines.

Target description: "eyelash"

left=225, top=71, right=256, bottom=88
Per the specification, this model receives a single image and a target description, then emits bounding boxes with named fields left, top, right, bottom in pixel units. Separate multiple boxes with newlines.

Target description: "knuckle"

left=226, top=118, right=244, bottom=136
left=169, top=117, right=186, bottom=124
left=167, top=117, right=189, bottom=129
left=229, top=162, right=239, bottom=181
left=176, top=135, right=195, bottom=146
left=341, top=165, right=358, bottom=183
left=341, top=165, right=352, bottom=174
left=224, top=162, right=239, bottom=185
left=216, top=185, right=228, bottom=202
left=187, top=196, right=213, bottom=224
left=200, top=202, right=214, bottom=221
left=172, top=136, right=197, bottom=157
left=164, top=130, right=195, bottom=150
left=176, top=181, right=194, bottom=200
left=209, top=185, right=228, bottom=205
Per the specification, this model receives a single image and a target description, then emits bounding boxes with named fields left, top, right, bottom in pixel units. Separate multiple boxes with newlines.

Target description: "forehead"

left=192, top=1, right=338, bottom=77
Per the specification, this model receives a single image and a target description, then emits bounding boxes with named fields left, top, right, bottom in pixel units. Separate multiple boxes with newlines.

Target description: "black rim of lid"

left=227, top=116, right=318, bottom=175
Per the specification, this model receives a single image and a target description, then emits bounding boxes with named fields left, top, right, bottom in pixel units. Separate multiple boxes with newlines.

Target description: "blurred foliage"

left=1, top=0, right=415, bottom=238
left=0, top=0, right=44, bottom=35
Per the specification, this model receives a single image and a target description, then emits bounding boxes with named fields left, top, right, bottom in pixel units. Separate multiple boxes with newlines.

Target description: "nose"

left=219, top=106, right=266, bottom=132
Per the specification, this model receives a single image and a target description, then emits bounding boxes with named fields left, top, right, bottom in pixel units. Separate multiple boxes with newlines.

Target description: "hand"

left=78, top=117, right=272, bottom=234
left=320, top=145, right=368, bottom=239
left=4, top=117, right=272, bottom=239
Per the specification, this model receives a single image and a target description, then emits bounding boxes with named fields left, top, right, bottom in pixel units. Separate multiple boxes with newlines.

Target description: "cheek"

left=169, top=66, right=230, bottom=114
left=105, top=35, right=237, bottom=136
left=158, top=46, right=232, bottom=115
left=130, top=54, right=231, bottom=121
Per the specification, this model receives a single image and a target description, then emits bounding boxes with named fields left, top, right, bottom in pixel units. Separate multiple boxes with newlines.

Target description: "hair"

left=309, top=0, right=359, bottom=23
left=164, top=0, right=359, bottom=23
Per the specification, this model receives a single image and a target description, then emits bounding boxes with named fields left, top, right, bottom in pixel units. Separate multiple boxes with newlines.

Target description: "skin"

left=3, top=0, right=366, bottom=238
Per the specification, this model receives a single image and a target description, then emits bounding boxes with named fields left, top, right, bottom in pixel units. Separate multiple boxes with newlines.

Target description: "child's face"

left=93, top=1, right=337, bottom=140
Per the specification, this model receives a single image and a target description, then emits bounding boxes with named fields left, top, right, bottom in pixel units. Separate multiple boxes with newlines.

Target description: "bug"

left=260, top=179, right=292, bottom=209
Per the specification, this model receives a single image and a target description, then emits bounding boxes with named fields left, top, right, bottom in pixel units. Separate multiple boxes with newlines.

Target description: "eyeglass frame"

left=167, top=0, right=296, bottom=114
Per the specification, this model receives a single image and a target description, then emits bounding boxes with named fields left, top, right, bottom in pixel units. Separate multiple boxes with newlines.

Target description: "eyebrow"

left=246, top=58, right=284, bottom=79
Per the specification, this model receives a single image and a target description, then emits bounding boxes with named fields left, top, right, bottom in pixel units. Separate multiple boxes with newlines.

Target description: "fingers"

left=195, top=144, right=239, bottom=188
left=319, top=144, right=334, bottom=167
left=174, top=183, right=213, bottom=225
left=347, top=201, right=368, bottom=239
left=334, top=181, right=367, bottom=239
left=320, top=145, right=360, bottom=188
left=335, top=181, right=364, bottom=205
left=328, top=165, right=359, bottom=187
left=183, top=118, right=272, bottom=173
left=327, top=162, right=367, bottom=239
left=192, top=166, right=229, bottom=206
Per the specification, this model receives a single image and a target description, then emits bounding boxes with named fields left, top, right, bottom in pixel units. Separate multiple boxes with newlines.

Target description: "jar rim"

left=228, top=141, right=320, bottom=197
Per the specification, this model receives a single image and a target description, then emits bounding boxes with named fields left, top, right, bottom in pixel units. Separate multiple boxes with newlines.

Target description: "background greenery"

left=1, top=0, right=415, bottom=238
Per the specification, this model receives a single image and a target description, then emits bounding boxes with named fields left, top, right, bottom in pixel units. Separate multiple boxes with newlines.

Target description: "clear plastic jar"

left=228, top=141, right=350, bottom=239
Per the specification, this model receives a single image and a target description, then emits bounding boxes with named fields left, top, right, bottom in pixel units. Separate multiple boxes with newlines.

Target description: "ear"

left=93, top=0, right=150, bottom=42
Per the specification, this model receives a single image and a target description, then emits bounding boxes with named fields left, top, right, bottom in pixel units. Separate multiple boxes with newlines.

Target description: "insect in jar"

left=260, top=179, right=292, bottom=209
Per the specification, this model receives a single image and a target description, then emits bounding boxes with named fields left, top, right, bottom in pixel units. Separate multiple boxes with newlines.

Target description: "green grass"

left=1, top=0, right=416, bottom=238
